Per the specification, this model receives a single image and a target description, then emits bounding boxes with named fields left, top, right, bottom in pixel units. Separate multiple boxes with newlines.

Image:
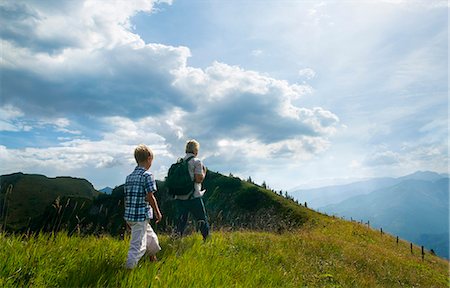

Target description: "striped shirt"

left=124, top=166, right=157, bottom=222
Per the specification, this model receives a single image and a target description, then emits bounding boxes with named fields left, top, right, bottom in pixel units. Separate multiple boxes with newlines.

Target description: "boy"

left=124, top=144, right=162, bottom=269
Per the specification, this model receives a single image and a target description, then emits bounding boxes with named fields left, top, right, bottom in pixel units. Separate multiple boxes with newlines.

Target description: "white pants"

left=125, top=220, right=161, bottom=269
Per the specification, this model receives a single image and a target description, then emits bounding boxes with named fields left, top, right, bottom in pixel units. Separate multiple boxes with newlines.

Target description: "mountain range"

left=290, top=171, right=449, bottom=259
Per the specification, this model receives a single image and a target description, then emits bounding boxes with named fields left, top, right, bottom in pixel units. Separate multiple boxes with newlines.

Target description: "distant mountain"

left=398, top=170, right=447, bottom=182
left=289, top=177, right=399, bottom=209
left=290, top=171, right=446, bottom=209
left=99, top=187, right=113, bottom=194
left=320, top=177, right=449, bottom=259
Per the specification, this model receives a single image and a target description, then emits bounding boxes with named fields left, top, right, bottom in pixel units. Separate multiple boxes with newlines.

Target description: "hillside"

left=0, top=171, right=448, bottom=286
left=321, top=178, right=449, bottom=259
left=0, top=173, right=99, bottom=231
left=1, top=216, right=448, bottom=287
left=289, top=171, right=449, bottom=259
left=0, top=171, right=310, bottom=235
left=110, top=171, right=310, bottom=233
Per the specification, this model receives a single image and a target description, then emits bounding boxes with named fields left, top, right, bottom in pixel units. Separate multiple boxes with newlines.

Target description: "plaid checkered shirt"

left=124, top=166, right=157, bottom=222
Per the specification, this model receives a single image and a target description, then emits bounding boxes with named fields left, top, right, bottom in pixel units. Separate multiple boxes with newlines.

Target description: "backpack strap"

left=184, top=155, right=195, bottom=163
left=184, top=155, right=196, bottom=199
left=184, top=155, right=195, bottom=182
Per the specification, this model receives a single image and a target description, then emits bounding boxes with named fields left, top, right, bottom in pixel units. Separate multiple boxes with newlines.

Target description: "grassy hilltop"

left=0, top=172, right=449, bottom=287
left=1, top=216, right=448, bottom=287
left=0, top=173, right=99, bottom=231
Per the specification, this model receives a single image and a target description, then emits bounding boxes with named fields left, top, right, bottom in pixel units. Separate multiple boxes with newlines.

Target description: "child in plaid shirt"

left=124, top=144, right=162, bottom=269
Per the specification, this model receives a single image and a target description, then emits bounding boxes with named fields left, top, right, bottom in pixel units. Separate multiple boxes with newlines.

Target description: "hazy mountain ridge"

left=289, top=177, right=399, bottom=208
left=398, top=171, right=448, bottom=181
left=289, top=171, right=447, bottom=209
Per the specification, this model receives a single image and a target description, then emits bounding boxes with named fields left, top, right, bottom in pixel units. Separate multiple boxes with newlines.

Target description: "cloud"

left=1, top=40, right=192, bottom=118
left=380, top=0, right=448, bottom=7
left=0, top=105, right=30, bottom=132
left=251, top=49, right=263, bottom=57
left=362, top=139, right=448, bottom=175
left=364, top=150, right=401, bottom=166
left=298, top=68, right=316, bottom=80
left=172, top=62, right=338, bottom=145
left=0, top=117, right=172, bottom=179
left=1, top=0, right=192, bottom=119
left=2, top=0, right=338, bottom=143
left=1, top=0, right=338, bottom=186
left=0, top=0, right=447, bottom=192
left=0, top=0, right=155, bottom=52
left=0, top=105, right=81, bottom=135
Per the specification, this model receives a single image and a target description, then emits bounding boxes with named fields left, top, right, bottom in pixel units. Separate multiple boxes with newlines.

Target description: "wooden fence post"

left=410, top=243, right=413, bottom=254
left=421, top=246, right=424, bottom=260
left=396, top=236, right=399, bottom=245
left=380, top=228, right=383, bottom=235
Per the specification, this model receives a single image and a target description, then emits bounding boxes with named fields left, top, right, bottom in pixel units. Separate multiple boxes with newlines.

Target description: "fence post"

left=421, top=246, right=424, bottom=260
left=410, top=243, right=413, bottom=254
left=380, top=228, right=383, bottom=235
left=396, top=236, right=399, bottom=245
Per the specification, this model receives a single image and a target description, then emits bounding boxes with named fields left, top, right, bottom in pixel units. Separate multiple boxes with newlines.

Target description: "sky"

left=0, top=0, right=448, bottom=191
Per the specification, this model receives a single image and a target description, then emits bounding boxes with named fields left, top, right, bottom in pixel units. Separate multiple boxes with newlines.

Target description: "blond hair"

left=134, top=144, right=153, bottom=164
left=185, top=139, right=200, bottom=154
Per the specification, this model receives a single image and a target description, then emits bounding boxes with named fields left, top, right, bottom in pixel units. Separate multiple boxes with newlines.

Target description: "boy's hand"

left=147, top=192, right=162, bottom=223
left=155, top=211, right=162, bottom=224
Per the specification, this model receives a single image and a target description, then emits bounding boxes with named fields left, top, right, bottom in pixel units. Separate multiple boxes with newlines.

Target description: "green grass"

left=1, top=216, right=449, bottom=287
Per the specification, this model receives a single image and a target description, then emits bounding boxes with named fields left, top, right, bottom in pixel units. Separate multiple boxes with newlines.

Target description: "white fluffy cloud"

left=0, top=105, right=28, bottom=132
left=0, top=0, right=340, bottom=178
left=0, top=0, right=157, bottom=51
left=0, top=116, right=173, bottom=181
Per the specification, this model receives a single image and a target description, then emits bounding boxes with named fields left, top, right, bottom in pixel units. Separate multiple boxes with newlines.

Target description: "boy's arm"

left=194, top=173, right=204, bottom=183
left=194, top=162, right=206, bottom=183
left=147, top=192, right=162, bottom=223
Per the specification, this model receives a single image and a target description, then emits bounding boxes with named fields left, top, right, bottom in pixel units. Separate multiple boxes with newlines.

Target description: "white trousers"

left=125, top=220, right=161, bottom=269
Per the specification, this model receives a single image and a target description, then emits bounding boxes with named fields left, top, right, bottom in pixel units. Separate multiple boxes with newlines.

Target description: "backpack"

left=166, top=156, right=195, bottom=196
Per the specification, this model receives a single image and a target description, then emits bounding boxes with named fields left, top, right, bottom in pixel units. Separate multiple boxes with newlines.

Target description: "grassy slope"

left=1, top=173, right=99, bottom=230
left=1, top=214, right=448, bottom=287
